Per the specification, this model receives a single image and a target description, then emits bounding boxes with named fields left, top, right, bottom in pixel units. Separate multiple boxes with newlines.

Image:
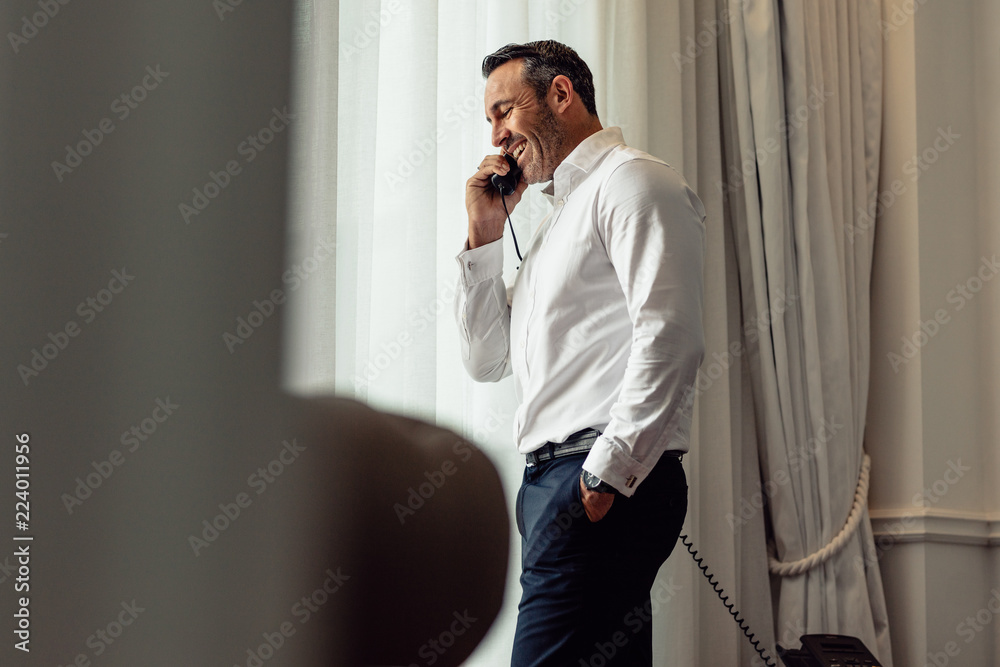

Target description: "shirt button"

left=467, top=260, right=473, bottom=269
left=557, top=199, right=564, bottom=206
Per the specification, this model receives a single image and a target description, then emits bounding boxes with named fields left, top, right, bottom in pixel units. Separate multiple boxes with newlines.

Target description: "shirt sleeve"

left=453, top=238, right=514, bottom=382
left=582, top=159, right=706, bottom=496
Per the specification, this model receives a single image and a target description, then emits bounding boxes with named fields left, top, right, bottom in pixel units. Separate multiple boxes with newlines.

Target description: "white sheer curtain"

left=286, top=0, right=890, bottom=664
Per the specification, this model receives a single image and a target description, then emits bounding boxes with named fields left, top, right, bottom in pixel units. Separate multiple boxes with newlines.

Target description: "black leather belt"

left=525, top=428, right=685, bottom=467
left=525, top=428, right=600, bottom=466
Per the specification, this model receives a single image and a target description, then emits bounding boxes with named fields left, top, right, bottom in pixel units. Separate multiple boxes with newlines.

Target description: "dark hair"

left=482, top=40, right=598, bottom=117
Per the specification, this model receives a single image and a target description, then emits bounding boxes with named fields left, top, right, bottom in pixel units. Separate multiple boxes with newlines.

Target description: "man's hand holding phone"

left=466, top=152, right=527, bottom=249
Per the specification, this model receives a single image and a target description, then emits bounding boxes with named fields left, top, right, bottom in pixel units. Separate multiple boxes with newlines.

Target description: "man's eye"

left=503, top=107, right=513, bottom=118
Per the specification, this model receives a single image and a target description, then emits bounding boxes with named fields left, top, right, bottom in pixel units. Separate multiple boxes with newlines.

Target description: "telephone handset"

left=490, top=151, right=524, bottom=262
left=776, top=634, right=882, bottom=666
left=490, top=152, right=522, bottom=196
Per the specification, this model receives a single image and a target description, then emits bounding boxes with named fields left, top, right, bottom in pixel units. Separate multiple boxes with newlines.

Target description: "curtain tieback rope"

left=768, top=453, right=871, bottom=577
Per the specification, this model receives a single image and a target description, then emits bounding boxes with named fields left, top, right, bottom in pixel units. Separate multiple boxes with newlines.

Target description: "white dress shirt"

left=453, top=127, right=706, bottom=497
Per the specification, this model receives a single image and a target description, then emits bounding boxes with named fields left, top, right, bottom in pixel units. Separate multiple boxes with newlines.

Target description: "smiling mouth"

left=507, top=141, right=527, bottom=163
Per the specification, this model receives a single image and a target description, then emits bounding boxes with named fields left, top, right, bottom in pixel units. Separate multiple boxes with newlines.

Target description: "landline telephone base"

left=776, top=634, right=881, bottom=666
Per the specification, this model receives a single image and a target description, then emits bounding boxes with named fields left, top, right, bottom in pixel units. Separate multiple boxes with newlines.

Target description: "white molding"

left=869, top=508, right=1000, bottom=547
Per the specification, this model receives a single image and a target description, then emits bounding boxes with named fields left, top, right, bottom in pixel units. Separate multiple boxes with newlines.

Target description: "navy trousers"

left=511, top=451, right=687, bottom=667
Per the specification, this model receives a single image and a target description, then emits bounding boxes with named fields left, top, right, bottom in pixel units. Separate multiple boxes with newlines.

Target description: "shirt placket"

left=521, top=194, right=569, bottom=373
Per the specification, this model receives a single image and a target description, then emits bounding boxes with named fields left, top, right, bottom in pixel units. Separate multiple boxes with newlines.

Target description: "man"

left=453, top=40, right=706, bottom=666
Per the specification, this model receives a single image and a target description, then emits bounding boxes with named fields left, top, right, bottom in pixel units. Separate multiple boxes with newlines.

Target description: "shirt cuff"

left=582, top=437, right=655, bottom=498
left=456, top=238, right=503, bottom=286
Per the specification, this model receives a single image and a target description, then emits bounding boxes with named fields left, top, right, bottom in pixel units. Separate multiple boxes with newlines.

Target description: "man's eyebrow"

left=485, top=99, right=513, bottom=122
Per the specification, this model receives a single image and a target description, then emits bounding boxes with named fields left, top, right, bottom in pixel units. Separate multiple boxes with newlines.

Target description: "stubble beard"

left=526, top=103, right=567, bottom=184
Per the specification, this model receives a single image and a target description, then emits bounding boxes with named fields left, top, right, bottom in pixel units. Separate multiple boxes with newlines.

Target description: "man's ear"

left=548, top=74, right=575, bottom=113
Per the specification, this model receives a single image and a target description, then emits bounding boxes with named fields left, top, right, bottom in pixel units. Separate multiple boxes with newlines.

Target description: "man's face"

left=484, top=60, right=567, bottom=184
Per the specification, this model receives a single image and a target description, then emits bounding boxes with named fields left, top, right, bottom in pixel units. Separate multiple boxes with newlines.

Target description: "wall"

left=867, top=0, right=1000, bottom=665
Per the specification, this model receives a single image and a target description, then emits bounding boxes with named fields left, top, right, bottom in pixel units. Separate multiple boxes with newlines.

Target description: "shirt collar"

left=541, top=126, right=625, bottom=203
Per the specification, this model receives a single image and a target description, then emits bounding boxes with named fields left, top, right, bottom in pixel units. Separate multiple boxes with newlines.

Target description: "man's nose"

left=491, top=124, right=510, bottom=149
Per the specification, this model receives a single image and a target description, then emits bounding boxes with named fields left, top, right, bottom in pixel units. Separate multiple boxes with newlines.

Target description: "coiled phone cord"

left=679, top=534, right=778, bottom=667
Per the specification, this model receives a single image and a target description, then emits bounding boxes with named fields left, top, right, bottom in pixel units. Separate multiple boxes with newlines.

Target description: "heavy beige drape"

left=721, top=0, right=892, bottom=661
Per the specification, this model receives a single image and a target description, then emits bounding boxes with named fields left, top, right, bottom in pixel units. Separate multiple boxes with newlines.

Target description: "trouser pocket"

left=515, top=479, right=527, bottom=539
